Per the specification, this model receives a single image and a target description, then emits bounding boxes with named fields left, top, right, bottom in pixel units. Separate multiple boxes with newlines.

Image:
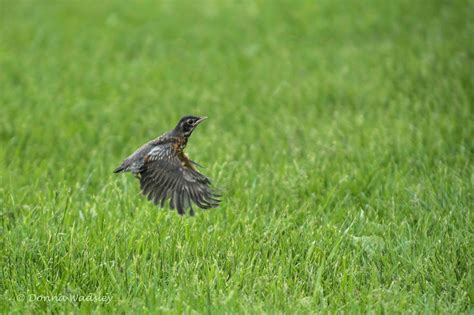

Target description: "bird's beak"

left=195, top=116, right=208, bottom=125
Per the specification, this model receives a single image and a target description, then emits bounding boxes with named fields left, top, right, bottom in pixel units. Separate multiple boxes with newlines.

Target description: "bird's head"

left=175, top=115, right=207, bottom=137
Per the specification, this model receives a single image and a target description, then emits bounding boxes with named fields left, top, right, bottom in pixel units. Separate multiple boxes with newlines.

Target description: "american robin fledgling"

left=114, top=115, right=220, bottom=216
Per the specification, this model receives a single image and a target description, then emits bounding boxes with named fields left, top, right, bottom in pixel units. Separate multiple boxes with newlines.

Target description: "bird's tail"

left=113, top=165, right=127, bottom=173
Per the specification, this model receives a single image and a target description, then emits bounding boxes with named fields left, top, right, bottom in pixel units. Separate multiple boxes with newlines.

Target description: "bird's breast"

left=173, top=138, right=187, bottom=152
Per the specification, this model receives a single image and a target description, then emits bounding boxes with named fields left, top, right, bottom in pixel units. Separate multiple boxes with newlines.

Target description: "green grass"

left=0, top=0, right=472, bottom=313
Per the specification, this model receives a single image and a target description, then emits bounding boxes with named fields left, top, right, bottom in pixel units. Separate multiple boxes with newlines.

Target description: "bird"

left=114, top=115, right=220, bottom=216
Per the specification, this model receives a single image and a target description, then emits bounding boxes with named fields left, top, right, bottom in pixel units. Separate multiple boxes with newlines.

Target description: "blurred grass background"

left=0, top=0, right=472, bottom=313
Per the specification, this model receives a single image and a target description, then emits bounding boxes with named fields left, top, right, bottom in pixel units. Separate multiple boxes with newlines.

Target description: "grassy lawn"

left=0, top=0, right=472, bottom=313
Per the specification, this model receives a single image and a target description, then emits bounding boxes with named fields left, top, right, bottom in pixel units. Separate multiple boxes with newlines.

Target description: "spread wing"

left=139, top=143, right=220, bottom=215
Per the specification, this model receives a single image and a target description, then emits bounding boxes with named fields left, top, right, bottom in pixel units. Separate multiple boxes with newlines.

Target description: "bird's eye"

left=187, top=119, right=194, bottom=125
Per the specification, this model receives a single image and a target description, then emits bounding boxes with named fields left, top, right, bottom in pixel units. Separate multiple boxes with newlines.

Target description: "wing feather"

left=138, top=143, right=220, bottom=215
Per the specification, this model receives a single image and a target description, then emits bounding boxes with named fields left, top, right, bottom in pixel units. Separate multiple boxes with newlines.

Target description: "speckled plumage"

left=114, top=116, right=220, bottom=216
